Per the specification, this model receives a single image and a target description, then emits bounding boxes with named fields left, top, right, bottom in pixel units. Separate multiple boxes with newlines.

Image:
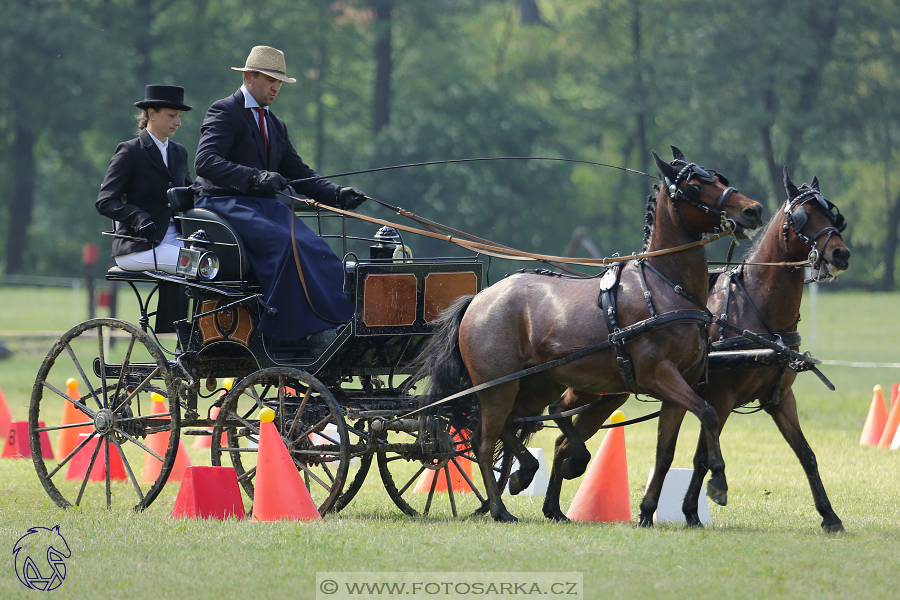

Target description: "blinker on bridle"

left=782, top=186, right=846, bottom=275
left=665, top=161, right=738, bottom=233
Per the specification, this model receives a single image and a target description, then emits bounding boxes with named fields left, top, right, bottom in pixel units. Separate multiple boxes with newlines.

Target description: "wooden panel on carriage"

left=352, top=260, right=482, bottom=337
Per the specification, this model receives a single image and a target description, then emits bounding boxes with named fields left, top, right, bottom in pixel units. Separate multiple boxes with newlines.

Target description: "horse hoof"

left=561, top=457, right=588, bottom=480
left=493, top=510, right=519, bottom=523
left=543, top=510, right=569, bottom=522
left=684, top=515, right=704, bottom=529
left=638, top=513, right=654, bottom=528
left=706, top=483, right=727, bottom=506
left=472, top=501, right=490, bottom=516
left=509, top=470, right=535, bottom=495
left=822, top=521, right=845, bottom=533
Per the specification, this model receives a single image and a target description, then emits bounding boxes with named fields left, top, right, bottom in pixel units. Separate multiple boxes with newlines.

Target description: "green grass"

left=1, top=287, right=899, bottom=599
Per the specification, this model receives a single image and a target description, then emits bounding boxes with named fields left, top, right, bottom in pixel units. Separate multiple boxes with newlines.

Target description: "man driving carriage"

left=193, top=45, right=368, bottom=352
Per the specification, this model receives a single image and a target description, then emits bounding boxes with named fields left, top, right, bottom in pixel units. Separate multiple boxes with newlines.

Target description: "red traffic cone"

left=566, top=410, right=631, bottom=522
left=251, top=407, right=321, bottom=521
left=0, top=384, right=13, bottom=445
left=413, top=431, right=473, bottom=493
left=2, top=421, right=53, bottom=459
left=141, top=393, right=192, bottom=484
left=55, top=378, right=95, bottom=461
left=193, top=379, right=232, bottom=449
left=65, top=433, right=126, bottom=481
left=172, top=466, right=245, bottom=520
left=860, top=385, right=888, bottom=447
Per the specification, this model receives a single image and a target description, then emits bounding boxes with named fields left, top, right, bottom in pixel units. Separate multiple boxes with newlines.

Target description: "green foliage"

left=1, top=0, right=899, bottom=286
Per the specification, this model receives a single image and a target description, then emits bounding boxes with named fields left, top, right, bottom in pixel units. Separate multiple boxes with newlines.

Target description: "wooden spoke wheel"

left=210, top=367, right=353, bottom=516
left=377, top=420, right=511, bottom=518
left=29, top=319, right=179, bottom=511
left=330, top=418, right=374, bottom=513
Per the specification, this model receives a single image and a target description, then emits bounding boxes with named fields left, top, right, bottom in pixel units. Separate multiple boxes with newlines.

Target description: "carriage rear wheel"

left=29, top=319, right=179, bottom=511
left=376, top=422, right=512, bottom=518
left=210, top=367, right=353, bottom=516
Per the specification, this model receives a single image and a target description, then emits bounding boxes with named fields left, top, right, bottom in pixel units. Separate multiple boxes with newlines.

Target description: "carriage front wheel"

left=29, top=319, right=180, bottom=511
left=210, top=367, right=352, bottom=516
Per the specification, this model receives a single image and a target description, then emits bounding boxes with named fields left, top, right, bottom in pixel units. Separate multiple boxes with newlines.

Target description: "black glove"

left=337, top=186, right=367, bottom=210
left=132, top=213, right=156, bottom=242
left=251, top=170, right=289, bottom=195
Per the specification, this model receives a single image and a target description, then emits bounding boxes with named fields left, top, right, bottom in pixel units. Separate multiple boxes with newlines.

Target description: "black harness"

left=599, top=261, right=713, bottom=395
left=782, top=186, right=846, bottom=279
left=664, top=161, right=739, bottom=234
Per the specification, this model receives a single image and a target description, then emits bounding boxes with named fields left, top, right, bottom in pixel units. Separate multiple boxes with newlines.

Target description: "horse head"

left=653, top=146, right=763, bottom=237
left=782, top=168, right=850, bottom=278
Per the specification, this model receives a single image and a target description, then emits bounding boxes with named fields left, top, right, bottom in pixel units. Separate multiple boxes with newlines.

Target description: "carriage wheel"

left=29, top=319, right=179, bottom=511
left=210, top=367, right=352, bottom=516
left=330, top=419, right=374, bottom=513
left=376, top=422, right=511, bottom=518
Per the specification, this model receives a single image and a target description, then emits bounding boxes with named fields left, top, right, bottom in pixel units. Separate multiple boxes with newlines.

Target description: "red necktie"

left=254, top=107, right=268, bottom=157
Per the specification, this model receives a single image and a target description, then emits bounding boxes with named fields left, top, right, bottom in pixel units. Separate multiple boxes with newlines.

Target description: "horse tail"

left=410, top=294, right=475, bottom=407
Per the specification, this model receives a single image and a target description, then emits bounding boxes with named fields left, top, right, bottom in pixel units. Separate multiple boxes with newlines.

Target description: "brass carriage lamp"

left=176, top=229, right=220, bottom=281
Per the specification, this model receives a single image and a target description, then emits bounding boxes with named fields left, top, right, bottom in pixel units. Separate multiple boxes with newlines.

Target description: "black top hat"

left=134, top=85, right=192, bottom=111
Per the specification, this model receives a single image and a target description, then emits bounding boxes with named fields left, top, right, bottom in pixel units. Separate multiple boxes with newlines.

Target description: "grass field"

left=1, top=286, right=899, bottom=599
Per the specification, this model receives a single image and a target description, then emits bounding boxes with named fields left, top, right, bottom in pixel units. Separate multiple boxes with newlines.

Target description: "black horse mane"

left=740, top=214, right=777, bottom=263
left=641, top=184, right=660, bottom=253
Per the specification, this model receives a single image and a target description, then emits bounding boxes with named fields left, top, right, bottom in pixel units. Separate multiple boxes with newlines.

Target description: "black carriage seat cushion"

left=177, top=207, right=255, bottom=282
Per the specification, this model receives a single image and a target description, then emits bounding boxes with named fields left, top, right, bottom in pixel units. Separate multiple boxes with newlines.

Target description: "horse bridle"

left=664, top=161, right=738, bottom=232
left=782, top=186, right=846, bottom=277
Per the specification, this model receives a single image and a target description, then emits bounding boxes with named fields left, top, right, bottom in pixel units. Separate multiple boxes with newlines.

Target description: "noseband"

left=664, top=161, right=738, bottom=232
left=782, top=186, right=846, bottom=276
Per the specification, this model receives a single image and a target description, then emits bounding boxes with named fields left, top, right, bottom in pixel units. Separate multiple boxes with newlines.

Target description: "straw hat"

left=232, top=46, right=297, bottom=83
left=134, top=85, right=192, bottom=111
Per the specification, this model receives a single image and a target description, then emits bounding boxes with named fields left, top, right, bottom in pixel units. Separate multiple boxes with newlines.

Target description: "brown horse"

left=542, top=168, right=849, bottom=531
left=415, top=147, right=763, bottom=522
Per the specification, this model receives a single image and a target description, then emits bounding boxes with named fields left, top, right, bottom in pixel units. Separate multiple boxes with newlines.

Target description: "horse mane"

left=740, top=208, right=779, bottom=263
left=641, top=184, right=660, bottom=253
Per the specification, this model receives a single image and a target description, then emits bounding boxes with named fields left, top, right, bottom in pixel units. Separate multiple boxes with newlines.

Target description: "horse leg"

left=543, top=393, right=628, bottom=521
left=473, top=383, right=520, bottom=522
left=505, top=427, right=540, bottom=495
left=649, top=367, right=727, bottom=506
left=765, top=388, right=844, bottom=533
left=682, top=388, right=735, bottom=525
left=638, top=401, right=688, bottom=527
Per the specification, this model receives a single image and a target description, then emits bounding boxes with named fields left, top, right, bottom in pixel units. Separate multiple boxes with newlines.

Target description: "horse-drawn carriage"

left=27, top=147, right=850, bottom=531
left=28, top=187, right=500, bottom=517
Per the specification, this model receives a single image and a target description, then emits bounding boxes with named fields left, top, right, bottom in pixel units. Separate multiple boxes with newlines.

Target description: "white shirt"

left=241, top=84, right=268, bottom=140
left=146, top=129, right=169, bottom=167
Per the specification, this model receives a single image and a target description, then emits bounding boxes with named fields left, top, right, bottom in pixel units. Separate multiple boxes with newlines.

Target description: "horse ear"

left=653, top=151, right=677, bottom=181
left=783, top=167, right=800, bottom=199
left=811, top=176, right=820, bottom=191
left=670, top=145, right=687, bottom=162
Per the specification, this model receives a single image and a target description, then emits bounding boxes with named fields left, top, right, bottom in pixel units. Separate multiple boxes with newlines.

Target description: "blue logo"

left=12, top=525, right=71, bottom=591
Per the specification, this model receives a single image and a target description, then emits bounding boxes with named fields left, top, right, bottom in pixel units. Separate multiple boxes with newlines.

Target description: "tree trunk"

left=883, top=188, right=900, bottom=291
left=518, top=0, right=542, bottom=25
left=372, top=0, right=392, bottom=135
left=5, top=123, right=35, bottom=274
left=631, top=0, right=648, bottom=175
left=315, top=23, right=329, bottom=170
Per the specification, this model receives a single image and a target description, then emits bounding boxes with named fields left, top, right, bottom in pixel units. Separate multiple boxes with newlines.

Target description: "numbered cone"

left=566, top=410, right=631, bottom=522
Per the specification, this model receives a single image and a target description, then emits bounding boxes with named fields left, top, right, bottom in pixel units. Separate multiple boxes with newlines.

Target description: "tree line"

left=1, top=0, right=898, bottom=289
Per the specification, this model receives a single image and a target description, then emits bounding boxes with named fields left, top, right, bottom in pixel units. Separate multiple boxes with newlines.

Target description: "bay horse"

left=542, top=168, right=849, bottom=531
left=415, top=147, right=763, bottom=522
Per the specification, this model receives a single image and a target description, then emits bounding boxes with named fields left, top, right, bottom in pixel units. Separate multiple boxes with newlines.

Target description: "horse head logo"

left=12, top=525, right=71, bottom=591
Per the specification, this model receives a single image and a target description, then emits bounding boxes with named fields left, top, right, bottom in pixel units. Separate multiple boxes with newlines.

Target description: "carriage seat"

left=168, top=187, right=256, bottom=283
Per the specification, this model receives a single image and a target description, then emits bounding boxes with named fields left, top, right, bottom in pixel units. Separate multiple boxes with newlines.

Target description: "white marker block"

left=644, top=468, right=711, bottom=525
left=891, top=422, right=900, bottom=450
left=502, top=447, right=550, bottom=496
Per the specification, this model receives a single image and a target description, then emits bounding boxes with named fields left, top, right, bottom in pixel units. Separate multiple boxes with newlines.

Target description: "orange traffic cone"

left=879, top=391, right=900, bottom=448
left=141, top=393, right=192, bottom=484
left=192, top=379, right=232, bottom=449
left=0, top=384, right=13, bottom=445
left=251, top=407, right=321, bottom=521
left=860, top=385, right=888, bottom=447
left=413, top=431, right=473, bottom=493
left=566, top=410, right=631, bottom=522
left=890, top=383, right=899, bottom=411
left=55, top=378, right=95, bottom=461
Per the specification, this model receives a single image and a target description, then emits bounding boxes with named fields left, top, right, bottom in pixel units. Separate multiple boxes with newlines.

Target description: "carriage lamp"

left=177, top=229, right=220, bottom=281
left=370, top=226, right=412, bottom=262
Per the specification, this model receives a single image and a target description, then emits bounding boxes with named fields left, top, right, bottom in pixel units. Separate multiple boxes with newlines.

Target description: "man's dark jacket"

left=96, top=129, right=191, bottom=257
left=193, top=89, right=339, bottom=201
